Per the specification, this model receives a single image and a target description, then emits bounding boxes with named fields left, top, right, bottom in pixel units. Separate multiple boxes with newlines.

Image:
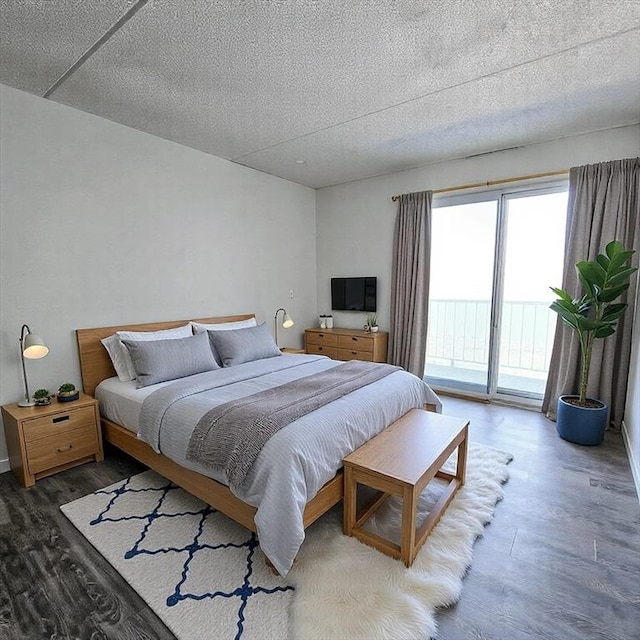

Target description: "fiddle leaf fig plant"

left=550, top=240, right=637, bottom=407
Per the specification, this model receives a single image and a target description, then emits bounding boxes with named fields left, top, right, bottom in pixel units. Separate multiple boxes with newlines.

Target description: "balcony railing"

left=426, top=299, right=556, bottom=391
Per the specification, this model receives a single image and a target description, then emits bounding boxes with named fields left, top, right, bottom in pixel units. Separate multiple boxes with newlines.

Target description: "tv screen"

left=331, top=277, right=377, bottom=312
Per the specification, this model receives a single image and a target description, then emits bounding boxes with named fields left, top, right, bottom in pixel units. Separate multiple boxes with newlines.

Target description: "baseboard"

left=0, top=458, right=10, bottom=475
left=435, top=389, right=542, bottom=412
left=621, top=420, right=640, bottom=503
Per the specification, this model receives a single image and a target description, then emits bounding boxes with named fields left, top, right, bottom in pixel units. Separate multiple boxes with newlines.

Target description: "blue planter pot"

left=556, top=395, right=608, bottom=445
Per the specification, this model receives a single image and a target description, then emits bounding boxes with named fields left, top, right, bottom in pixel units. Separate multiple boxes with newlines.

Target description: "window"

left=425, top=181, right=568, bottom=402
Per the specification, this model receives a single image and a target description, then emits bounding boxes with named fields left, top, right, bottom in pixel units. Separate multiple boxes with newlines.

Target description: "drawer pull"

left=352, top=336, right=358, bottom=341
left=318, top=346, right=324, bottom=351
left=318, top=333, right=324, bottom=338
left=57, top=444, right=73, bottom=453
left=52, top=415, right=70, bottom=424
left=351, top=351, right=357, bottom=355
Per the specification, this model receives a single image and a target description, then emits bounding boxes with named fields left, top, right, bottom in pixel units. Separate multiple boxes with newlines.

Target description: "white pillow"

left=190, top=318, right=257, bottom=334
left=101, top=324, right=192, bottom=382
left=101, top=334, right=132, bottom=382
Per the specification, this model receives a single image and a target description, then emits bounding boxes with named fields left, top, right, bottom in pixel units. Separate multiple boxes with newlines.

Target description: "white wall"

left=316, top=125, right=640, bottom=330
left=316, top=125, right=640, bottom=489
left=0, top=84, right=317, bottom=468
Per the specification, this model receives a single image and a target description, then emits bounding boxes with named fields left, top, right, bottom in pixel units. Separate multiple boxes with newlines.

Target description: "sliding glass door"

left=426, top=196, right=497, bottom=394
left=425, top=183, right=568, bottom=401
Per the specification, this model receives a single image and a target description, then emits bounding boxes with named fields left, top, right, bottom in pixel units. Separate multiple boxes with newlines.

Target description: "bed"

left=76, top=314, right=441, bottom=575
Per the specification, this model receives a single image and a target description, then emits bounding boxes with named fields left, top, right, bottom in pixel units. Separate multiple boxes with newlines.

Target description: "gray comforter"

left=137, top=354, right=441, bottom=575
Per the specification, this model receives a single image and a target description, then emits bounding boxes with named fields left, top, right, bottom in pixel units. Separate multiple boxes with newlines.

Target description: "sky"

left=430, top=190, right=568, bottom=303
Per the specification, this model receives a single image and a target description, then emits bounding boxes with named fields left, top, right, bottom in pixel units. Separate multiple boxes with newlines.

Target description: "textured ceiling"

left=1, top=0, right=639, bottom=188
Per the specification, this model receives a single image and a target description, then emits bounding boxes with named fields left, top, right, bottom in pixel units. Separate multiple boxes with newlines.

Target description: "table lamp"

left=18, top=324, right=49, bottom=407
left=274, top=308, right=294, bottom=347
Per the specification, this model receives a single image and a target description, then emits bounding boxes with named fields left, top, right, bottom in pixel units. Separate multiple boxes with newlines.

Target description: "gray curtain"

left=543, top=157, right=640, bottom=428
left=389, top=190, right=432, bottom=376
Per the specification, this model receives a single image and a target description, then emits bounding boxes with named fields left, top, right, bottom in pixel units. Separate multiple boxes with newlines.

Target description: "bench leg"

left=457, top=425, right=468, bottom=486
left=343, top=465, right=357, bottom=535
left=400, top=485, right=418, bottom=566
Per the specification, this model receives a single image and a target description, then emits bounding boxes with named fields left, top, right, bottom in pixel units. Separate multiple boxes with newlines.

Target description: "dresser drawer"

left=27, top=424, right=99, bottom=475
left=303, top=327, right=388, bottom=365
left=22, top=406, right=96, bottom=443
left=306, top=331, right=339, bottom=347
left=306, top=344, right=339, bottom=359
left=338, top=334, right=374, bottom=352
left=338, top=348, right=374, bottom=362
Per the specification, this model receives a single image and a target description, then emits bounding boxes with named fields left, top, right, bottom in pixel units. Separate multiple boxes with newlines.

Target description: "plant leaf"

left=595, top=325, right=616, bottom=339
left=552, top=298, right=580, bottom=314
left=577, top=260, right=607, bottom=289
left=609, top=250, right=635, bottom=272
left=576, top=316, right=598, bottom=331
left=601, top=303, right=627, bottom=321
left=576, top=260, right=607, bottom=298
left=550, top=301, right=579, bottom=329
left=605, top=240, right=624, bottom=259
left=598, top=283, right=630, bottom=302
left=550, top=287, right=573, bottom=304
left=577, top=270, right=595, bottom=298
left=596, top=254, right=610, bottom=271
left=607, top=266, right=638, bottom=287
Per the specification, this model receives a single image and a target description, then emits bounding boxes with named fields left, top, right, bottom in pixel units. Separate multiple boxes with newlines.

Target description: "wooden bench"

left=343, top=409, right=469, bottom=566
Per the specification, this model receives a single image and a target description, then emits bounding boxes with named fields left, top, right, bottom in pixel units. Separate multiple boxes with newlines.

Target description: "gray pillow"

left=207, top=322, right=282, bottom=367
left=122, top=332, right=218, bottom=388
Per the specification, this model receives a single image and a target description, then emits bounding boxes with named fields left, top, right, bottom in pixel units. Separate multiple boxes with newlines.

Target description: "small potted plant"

left=33, top=388, right=51, bottom=406
left=57, top=382, right=80, bottom=403
left=365, top=313, right=379, bottom=333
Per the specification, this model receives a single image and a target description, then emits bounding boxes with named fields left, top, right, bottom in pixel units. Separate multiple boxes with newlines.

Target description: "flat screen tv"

left=331, top=277, right=377, bottom=312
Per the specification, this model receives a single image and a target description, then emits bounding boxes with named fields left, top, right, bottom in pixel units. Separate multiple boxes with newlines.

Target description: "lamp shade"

left=282, top=313, right=294, bottom=329
left=23, top=333, right=49, bottom=359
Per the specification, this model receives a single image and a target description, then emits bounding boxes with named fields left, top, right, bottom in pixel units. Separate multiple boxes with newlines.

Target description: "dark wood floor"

left=1, top=397, right=638, bottom=640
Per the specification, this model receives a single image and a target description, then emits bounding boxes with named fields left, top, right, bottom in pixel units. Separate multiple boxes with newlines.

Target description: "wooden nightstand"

left=1, top=393, right=104, bottom=487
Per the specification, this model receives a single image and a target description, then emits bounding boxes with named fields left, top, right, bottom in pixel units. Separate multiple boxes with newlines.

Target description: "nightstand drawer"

left=306, top=344, right=338, bottom=358
left=338, top=335, right=374, bottom=352
left=338, top=348, right=374, bottom=362
left=306, top=332, right=339, bottom=347
left=27, top=425, right=99, bottom=475
left=22, top=406, right=96, bottom=443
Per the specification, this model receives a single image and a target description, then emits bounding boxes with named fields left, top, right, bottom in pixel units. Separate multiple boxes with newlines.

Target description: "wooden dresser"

left=305, top=327, right=388, bottom=363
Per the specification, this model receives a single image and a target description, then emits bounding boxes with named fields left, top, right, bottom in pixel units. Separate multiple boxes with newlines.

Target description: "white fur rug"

left=61, top=443, right=511, bottom=640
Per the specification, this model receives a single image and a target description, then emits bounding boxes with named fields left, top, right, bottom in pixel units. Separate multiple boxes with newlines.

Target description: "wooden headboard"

left=76, top=314, right=255, bottom=397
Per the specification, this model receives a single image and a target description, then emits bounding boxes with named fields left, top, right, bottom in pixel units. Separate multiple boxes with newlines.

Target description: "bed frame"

left=76, top=314, right=344, bottom=535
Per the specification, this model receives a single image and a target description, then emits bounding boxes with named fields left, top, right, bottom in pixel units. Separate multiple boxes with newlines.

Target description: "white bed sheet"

left=95, top=376, right=173, bottom=433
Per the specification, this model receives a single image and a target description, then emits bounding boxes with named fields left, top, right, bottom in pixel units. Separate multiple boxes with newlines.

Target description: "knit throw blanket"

left=186, top=360, right=400, bottom=488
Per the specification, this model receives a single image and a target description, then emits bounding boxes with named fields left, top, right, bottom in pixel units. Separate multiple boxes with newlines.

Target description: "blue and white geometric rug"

left=61, top=443, right=512, bottom=640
